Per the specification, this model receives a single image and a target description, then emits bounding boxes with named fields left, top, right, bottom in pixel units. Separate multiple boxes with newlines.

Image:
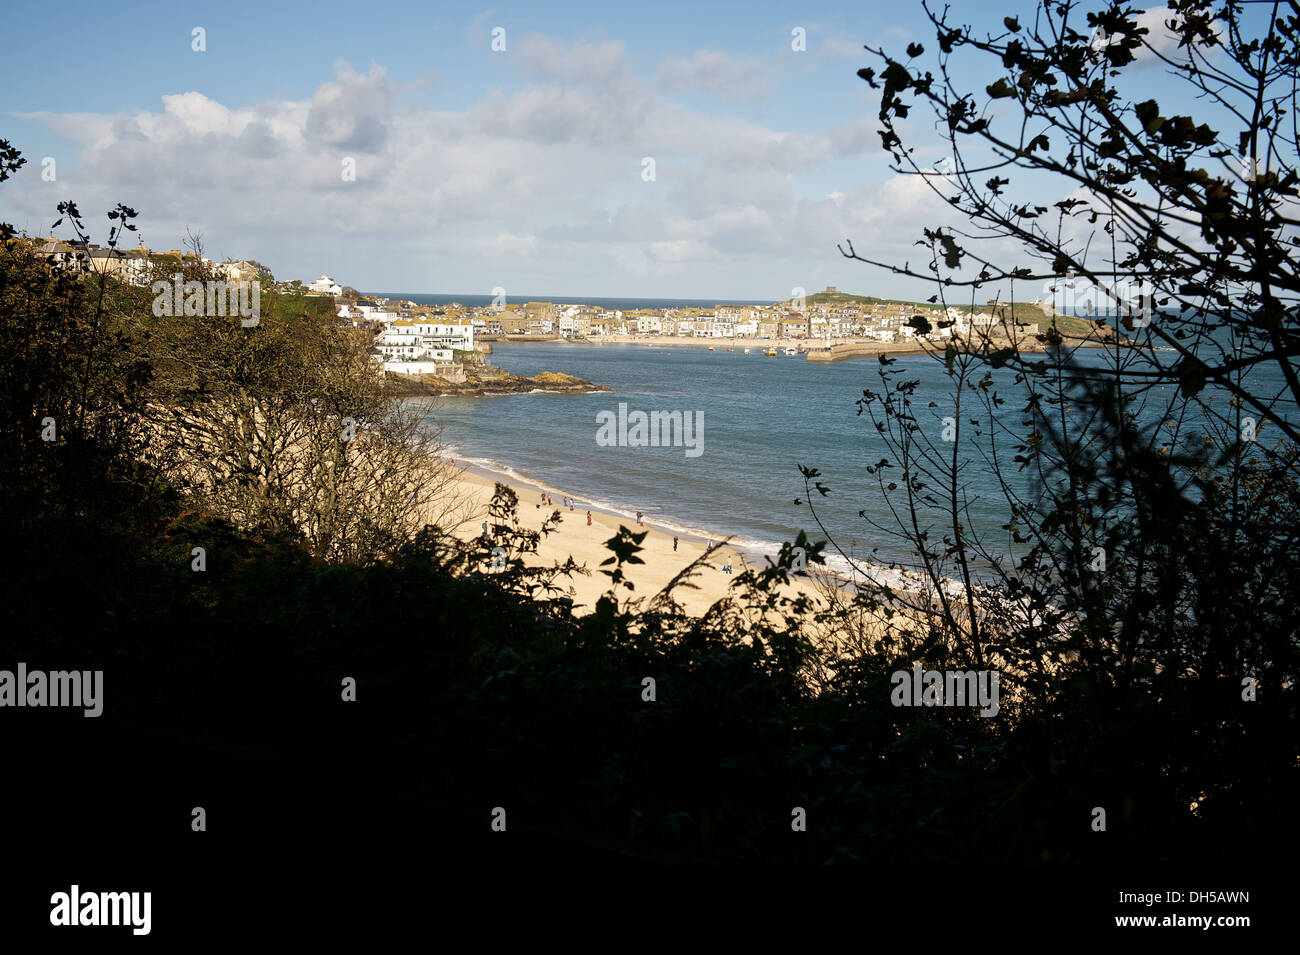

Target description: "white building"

left=374, top=320, right=464, bottom=374
left=376, top=318, right=474, bottom=357
left=307, top=274, right=343, bottom=296
left=355, top=305, right=397, bottom=323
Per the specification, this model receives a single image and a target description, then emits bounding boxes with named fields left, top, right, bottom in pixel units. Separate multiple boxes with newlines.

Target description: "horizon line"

left=359, top=291, right=788, bottom=304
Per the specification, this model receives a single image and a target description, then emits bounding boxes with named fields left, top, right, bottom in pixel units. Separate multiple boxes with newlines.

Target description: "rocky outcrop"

left=385, top=370, right=608, bottom=397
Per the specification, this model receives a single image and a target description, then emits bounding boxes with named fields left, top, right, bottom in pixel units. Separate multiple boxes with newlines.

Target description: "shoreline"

left=441, top=446, right=1023, bottom=593
left=453, top=457, right=719, bottom=549
left=489, top=334, right=1132, bottom=359
left=433, top=454, right=842, bottom=617
left=432, top=450, right=973, bottom=619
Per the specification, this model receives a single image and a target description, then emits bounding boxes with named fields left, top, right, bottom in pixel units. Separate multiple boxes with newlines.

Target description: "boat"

left=765, top=348, right=778, bottom=357
left=708, top=346, right=715, bottom=351
left=743, top=348, right=751, bottom=354
left=783, top=347, right=798, bottom=356
left=726, top=347, right=733, bottom=352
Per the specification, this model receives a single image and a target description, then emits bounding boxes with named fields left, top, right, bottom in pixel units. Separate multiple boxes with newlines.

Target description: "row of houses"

left=335, top=288, right=1037, bottom=352
left=346, top=299, right=1037, bottom=346
left=22, top=235, right=268, bottom=288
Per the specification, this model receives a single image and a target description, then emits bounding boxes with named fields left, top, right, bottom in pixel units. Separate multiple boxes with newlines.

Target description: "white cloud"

left=1102, top=7, right=1223, bottom=66
left=647, top=238, right=715, bottom=263
left=489, top=231, right=538, bottom=254
left=157, top=92, right=244, bottom=137
left=1134, top=7, right=1192, bottom=59
left=657, top=50, right=773, bottom=102
left=820, top=36, right=864, bottom=60
left=4, top=41, right=969, bottom=296
left=306, top=62, right=392, bottom=151
left=518, top=35, right=626, bottom=83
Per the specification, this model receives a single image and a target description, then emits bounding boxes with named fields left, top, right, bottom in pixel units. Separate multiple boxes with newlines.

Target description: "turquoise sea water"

left=423, top=343, right=1025, bottom=577
left=420, top=341, right=1291, bottom=580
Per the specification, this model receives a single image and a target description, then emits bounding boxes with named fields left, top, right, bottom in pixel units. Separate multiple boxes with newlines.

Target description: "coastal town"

left=329, top=280, right=1060, bottom=373
left=337, top=282, right=1044, bottom=362
left=26, top=232, right=1076, bottom=379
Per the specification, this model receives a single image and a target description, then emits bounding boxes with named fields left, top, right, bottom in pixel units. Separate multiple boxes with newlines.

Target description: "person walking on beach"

left=673, top=536, right=678, bottom=552
left=587, top=510, right=592, bottom=526
left=636, top=510, right=643, bottom=526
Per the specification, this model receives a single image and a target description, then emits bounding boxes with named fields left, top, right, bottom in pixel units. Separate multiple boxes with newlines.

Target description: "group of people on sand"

left=489, top=491, right=741, bottom=568
left=462, top=471, right=765, bottom=574
left=542, top=491, right=582, bottom=513
left=535, top=488, right=592, bottom=527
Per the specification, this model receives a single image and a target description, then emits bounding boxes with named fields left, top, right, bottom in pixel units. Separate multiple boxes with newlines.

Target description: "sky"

left=0, top=0, right=1254, bottom=301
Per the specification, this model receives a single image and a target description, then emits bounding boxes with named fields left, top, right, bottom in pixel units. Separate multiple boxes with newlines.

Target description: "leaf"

left=882, top=61, right=911, bottom=92
left=906, top=42, right=925, bottom=58
left=987, top=348, right=1016, bottom=368
left=1135, top=99, right=1164, bottom=134
left=986, top=78, right=1015, bottom=98
left=1004, top=16, right=1021, bottom=31
left=1177, top=357, right=1208, bottom=398
left=937, top=232, right=964, bottom=268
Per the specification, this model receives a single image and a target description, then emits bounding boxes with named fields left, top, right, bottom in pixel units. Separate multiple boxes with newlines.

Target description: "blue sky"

left=0, top=0, right=1252, bottom=300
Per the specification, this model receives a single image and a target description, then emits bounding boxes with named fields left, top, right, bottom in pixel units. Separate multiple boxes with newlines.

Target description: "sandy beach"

left=432, top=460, right=833, bottom=618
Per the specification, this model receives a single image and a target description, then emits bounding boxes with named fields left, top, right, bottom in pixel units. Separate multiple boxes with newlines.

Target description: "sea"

left=409, top=342, right=1108, bottom=581
left=367, top=292, right=776, bottom=311
left=399, top=308, right=1293, bottom=584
